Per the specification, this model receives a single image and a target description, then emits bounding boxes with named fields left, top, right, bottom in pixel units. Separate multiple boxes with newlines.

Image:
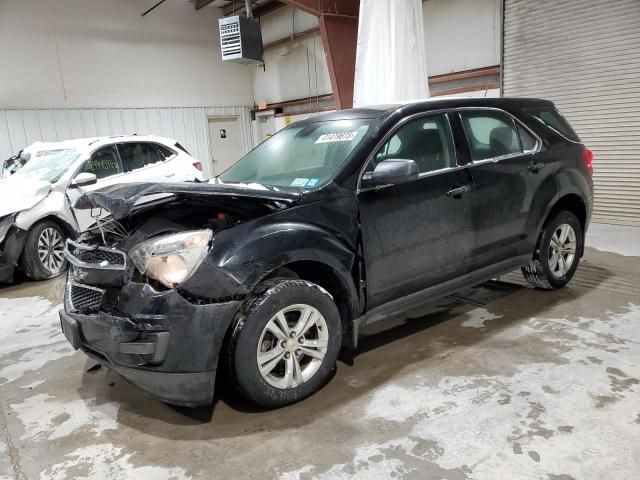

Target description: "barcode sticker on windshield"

left=315, top=132, right=358, bottom=144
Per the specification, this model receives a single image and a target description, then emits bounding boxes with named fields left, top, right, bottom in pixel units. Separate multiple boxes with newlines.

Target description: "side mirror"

left=362, top=159, right=419, bottom=187
left=69, top=172, right=97, bottom=188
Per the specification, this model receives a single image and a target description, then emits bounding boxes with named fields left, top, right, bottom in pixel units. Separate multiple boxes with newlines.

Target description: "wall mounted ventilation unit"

left=219, top=15, right=263, bottom=64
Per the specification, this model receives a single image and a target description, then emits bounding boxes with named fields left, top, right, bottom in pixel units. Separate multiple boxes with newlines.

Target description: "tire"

left=20, top=220, right=68, bottom=280
left=226, top=279, right=342, bottom=408
left=521, top=210, right=583, bottom=290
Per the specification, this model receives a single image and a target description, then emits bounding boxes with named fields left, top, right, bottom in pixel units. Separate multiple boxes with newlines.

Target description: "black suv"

left=60, top=98, right=593, bottom=408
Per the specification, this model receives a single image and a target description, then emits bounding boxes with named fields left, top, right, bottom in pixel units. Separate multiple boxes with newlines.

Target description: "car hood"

left=74, top=182, right=302, bottom=219
left=0, top=175, right=52, bottom=217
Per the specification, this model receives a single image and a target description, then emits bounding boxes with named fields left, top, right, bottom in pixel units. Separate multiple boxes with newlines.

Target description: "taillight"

left=582, top=147, right=594, bottom=175
left=193, top=162, right=203, bottom=171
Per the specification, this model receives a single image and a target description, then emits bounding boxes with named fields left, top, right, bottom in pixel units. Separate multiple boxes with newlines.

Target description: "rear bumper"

left=60, top=281, right=241, bottom=407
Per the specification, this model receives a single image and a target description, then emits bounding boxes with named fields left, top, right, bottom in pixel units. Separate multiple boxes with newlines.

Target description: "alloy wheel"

left=37, top=227, right=65, bottom=274
left=548, top=223, right=577, bottom=278
left=256, top=304, right=329, bottom=389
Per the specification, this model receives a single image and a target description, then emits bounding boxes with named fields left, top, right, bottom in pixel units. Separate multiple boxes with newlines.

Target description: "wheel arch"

left=34, top=215, right=77, bottom=240
left=537, top=193, right=588, bottom=257
left=13, top=215, right=75, bottom=264
left=263, top=260, right=360, bottom=350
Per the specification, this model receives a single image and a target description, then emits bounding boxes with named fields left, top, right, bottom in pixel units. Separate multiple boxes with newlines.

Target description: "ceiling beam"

left=279, top=0, right=358, bottom=17
left=194, top=0, right=216, bottom=10
left=221, top=0, right=285, bottom=17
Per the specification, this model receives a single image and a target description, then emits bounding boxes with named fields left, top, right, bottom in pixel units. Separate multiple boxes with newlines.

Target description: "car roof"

left=23, top=135, right=177, bottom=155
left=295, top=97, right=555, bottom=125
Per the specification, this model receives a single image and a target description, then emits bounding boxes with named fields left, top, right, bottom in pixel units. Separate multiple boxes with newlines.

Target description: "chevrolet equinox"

left=60, top=98, right=594, bottom=408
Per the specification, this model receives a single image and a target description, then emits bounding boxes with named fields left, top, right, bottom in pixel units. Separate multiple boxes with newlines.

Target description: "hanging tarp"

left=353, top=0, right=429, bottom=107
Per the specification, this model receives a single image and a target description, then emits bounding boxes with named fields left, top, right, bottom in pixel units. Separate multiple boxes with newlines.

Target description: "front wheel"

left=20, top=220, right=68, bottom=280
left=521, top=210, right=583, bottom=289
left=226, top=280, right=342, bottom=408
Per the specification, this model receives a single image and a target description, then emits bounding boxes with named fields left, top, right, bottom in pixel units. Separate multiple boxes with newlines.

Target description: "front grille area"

left=68, top=283, right=104, bottom=313
left=73, top=248, right=124, bottom=266
left=65, top=240, right=126, bottom=269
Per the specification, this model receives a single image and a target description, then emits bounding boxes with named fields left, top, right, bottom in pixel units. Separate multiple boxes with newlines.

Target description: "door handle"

left=165, top=173, right=176, bottom=178
left=447, top=185, right=471, bottom=198
left=528, top=162, right=546, bottom=173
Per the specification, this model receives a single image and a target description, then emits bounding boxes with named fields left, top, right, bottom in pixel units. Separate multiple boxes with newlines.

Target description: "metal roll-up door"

left=503, top=0, right=640, bottom=226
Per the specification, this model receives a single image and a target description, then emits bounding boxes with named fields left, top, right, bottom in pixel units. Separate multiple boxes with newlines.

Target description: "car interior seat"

left=489, top=126, right=517, bottom=157
left=401, top=128, right=447, bottom=172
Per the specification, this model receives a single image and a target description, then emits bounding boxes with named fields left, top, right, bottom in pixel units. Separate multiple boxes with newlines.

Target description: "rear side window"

left=155, top=144, right=176, bottom=160
left=517, top=124, right=538, bottom=152
left=460, top=111, right=522, bottom=161
left=118, top=142, right=164, bottom=172
left=528, top=108, right=580, bottom=142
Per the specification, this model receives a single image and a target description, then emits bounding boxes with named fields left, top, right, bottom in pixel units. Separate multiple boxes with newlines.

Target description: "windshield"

left=12, top=149, right=80, bottom=183
left=219, top=119, right=372, bottom=188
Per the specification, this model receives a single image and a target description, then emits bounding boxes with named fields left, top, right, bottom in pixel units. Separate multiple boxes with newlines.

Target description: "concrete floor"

left=1, top=223, right=639, bottom=480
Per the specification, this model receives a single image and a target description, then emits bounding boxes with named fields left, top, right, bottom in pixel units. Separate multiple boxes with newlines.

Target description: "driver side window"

left=81, top=146, right=123, bottom=180
left=374, top=114, right=456, bottom=174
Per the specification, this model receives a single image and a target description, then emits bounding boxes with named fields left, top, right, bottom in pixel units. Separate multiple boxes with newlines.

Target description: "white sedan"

left=0, top=135, right=204, bottom=282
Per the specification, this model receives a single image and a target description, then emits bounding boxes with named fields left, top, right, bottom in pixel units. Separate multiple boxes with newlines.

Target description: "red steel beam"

left=319, top=14, right=358, bottom=109
left=280, top=0, right=359, bottom=109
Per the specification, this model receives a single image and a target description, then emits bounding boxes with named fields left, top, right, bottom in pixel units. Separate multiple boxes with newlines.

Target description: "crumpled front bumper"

left=0, top=223, right=27, bottom=283
left=0, top=263, right=13, bottom=283
left=61, top=279, right=241, bottom=407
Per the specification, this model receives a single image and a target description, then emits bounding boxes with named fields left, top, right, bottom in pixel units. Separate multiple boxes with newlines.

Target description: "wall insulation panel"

left=0, top=106, right=253, bottom=179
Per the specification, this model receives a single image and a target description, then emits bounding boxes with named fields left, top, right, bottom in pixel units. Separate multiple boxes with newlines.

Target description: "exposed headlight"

left=129, top=230, right=212, bottom=288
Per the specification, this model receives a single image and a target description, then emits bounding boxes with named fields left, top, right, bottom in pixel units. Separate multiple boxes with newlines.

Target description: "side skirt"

left=351, top=255, right=530, bottom=347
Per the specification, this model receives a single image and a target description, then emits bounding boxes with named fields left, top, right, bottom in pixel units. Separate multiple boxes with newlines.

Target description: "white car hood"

left=0, top=176, right=52, bottom=218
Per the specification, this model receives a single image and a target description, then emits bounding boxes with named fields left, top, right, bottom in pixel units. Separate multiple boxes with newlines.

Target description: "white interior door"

left=208, top=116, right=243, bottom=176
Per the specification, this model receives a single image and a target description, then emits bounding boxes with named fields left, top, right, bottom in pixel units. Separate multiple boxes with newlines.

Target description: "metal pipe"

left=244, top=0, right=253, bottom=18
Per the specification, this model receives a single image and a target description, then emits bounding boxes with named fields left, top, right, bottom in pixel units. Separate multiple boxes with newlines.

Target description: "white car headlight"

left=129, top=230, right=212, bottom=288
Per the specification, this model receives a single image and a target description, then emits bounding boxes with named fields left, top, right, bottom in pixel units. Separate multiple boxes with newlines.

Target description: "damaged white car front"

left=0, top=148, right=85, bottom=282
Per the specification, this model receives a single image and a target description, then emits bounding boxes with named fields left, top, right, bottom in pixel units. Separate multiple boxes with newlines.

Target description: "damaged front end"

left=60, top=182, right=300, bottom=406
left=0, top=214, right=27, bottom=283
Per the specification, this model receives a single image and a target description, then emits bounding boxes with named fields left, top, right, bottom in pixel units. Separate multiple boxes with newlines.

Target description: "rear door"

left=457, top=109, right=547, bottom=270
left=358, top=112, right=475, bottom=309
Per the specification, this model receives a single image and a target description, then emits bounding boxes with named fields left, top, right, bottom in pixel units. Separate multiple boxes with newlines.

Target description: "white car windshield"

left=219, top=120, right=372, bottom=189
left=12, top=149, right=80, bottom=183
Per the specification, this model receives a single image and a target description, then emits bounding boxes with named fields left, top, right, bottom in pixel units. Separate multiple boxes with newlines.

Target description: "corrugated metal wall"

left=503, top=0, right=640, bottom=226
left=0, top=106, right=254, bottom=179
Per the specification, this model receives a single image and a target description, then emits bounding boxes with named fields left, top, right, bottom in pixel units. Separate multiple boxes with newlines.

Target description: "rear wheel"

left=20, top=221, right=68, bottom=280
left=521, top=210, right=582, bottom=289
left=226, top=280, right=341, bottom=408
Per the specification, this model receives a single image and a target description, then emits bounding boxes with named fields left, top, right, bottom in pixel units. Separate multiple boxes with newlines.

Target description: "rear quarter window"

left=527, top=108, right=580, bottom=142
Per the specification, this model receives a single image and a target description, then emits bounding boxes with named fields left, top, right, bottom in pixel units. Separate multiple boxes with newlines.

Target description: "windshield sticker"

left=306, top=178, right=320, bottom=187
left=291, top=178, right=309, bottom=187
left=315, top=132, right=358, bottom=144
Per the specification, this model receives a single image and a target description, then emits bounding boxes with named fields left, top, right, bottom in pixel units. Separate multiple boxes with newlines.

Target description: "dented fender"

left=181, top=219, right=359, bottom=303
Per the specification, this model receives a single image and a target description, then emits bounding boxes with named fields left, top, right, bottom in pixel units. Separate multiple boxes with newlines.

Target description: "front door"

left=358, top=113, right=475, bottom=309
left=208, top=116, right=243, bottom=176
left=66, top=145, right=128, bottom=232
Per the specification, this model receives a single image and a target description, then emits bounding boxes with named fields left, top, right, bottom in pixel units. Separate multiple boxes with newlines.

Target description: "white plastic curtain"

left=353, top=0, right=430, bottom=107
